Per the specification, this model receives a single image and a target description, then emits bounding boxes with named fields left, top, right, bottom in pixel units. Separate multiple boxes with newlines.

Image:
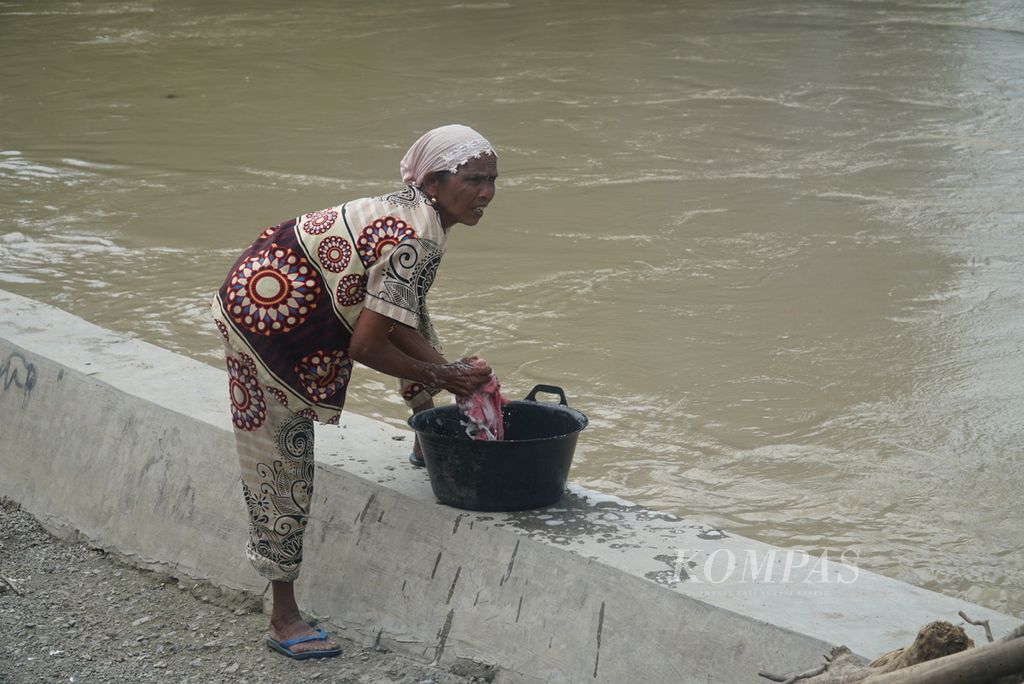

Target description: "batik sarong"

left=215, top=186, right=448, bottom=579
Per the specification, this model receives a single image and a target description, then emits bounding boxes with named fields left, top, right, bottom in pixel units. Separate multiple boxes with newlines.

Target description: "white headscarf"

left=400, top=124, right=498, bottom=186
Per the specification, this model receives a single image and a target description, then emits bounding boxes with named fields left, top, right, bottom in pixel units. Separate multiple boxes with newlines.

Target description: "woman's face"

left=426, top=154, right=498, bottom=229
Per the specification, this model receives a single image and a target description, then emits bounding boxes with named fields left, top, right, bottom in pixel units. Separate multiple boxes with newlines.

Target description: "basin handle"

left=524, top=384, right=568, bottom=406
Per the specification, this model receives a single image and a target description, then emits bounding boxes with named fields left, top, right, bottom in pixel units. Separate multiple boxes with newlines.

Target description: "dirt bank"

left=0, top=498, right=489, bottom=683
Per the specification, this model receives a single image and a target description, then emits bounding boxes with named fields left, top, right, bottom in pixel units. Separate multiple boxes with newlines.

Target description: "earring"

left=430, top=196, right=438, bottom=207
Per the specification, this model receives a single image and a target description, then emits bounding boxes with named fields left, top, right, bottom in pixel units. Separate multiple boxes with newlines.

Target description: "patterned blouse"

left=211, top=185, right=447, bottom=424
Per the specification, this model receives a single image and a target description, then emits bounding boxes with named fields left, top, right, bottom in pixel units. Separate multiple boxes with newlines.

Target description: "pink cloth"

left=400, top=124, right=498, bottom=186
left=457, top=359, right=506, bottom=441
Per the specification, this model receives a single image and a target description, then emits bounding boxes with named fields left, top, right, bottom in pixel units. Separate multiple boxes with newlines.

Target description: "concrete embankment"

left=0, top=289, right=1017, bottom=683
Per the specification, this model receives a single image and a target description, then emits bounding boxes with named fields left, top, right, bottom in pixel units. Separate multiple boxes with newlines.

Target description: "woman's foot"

left=266, top=616, right=341, bottom=659
left=409, top=403, right=433, bottom=467
left=409, top=436, right=426, bottom=467
left=266, top=580, right=340, bottom=658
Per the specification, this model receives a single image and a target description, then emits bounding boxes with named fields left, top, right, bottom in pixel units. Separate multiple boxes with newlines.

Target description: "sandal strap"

left=278, top=628, right=328, bottom=649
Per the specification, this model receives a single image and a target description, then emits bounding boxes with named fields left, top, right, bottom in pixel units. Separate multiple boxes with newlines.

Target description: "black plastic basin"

left=408, top=385, right=588, bottom=511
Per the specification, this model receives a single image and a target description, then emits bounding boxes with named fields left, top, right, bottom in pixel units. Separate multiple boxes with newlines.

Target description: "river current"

left=1, top=0, right=1021, bottom=615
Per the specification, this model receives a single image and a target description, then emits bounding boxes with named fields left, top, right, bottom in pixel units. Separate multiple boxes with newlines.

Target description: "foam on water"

left=566, top=484, right=638, bottom=509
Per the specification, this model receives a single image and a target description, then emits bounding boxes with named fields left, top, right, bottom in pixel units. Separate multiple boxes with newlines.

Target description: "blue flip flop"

left=264, top=628, right=342, bottom=660
left=409, top=451, right=425, bottom=467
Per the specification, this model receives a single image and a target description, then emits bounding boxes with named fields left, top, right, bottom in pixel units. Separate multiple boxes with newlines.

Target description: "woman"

left=211, top=125, right=498, bottom=659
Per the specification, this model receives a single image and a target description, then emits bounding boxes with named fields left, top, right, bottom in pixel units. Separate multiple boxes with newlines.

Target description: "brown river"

left=1, top=1, right=1021, bottom=616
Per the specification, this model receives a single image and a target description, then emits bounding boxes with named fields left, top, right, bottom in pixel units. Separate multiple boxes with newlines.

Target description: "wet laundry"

left=457, top=358, right=506, bottom=441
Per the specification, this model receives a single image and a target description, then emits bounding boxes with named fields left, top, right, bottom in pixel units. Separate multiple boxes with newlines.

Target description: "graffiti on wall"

left=0, top=351, right=37, bottom=398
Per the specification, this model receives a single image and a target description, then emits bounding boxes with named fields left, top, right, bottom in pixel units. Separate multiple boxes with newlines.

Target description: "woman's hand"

left=433, top=356, right=492, bottom=398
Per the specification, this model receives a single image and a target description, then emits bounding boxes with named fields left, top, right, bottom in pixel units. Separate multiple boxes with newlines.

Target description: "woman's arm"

left=389, top=320, right=447, bottom=367
left=349, top=308, right=490, bottom=397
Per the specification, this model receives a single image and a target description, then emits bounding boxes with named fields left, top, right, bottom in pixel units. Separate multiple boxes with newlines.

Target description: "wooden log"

left=862, top=634, right=1024, bottom=684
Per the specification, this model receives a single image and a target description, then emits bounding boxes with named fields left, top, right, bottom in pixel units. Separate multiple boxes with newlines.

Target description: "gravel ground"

left=0, top=498, right=488, bottom=684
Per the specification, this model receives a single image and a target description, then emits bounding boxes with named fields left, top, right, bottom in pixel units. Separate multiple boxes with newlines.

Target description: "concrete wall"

left=1, top=289, right=1018, bottom=682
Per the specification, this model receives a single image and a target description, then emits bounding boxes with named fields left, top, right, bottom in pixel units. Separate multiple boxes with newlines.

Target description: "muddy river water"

left=1, top=1, right=1021, bottom=615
